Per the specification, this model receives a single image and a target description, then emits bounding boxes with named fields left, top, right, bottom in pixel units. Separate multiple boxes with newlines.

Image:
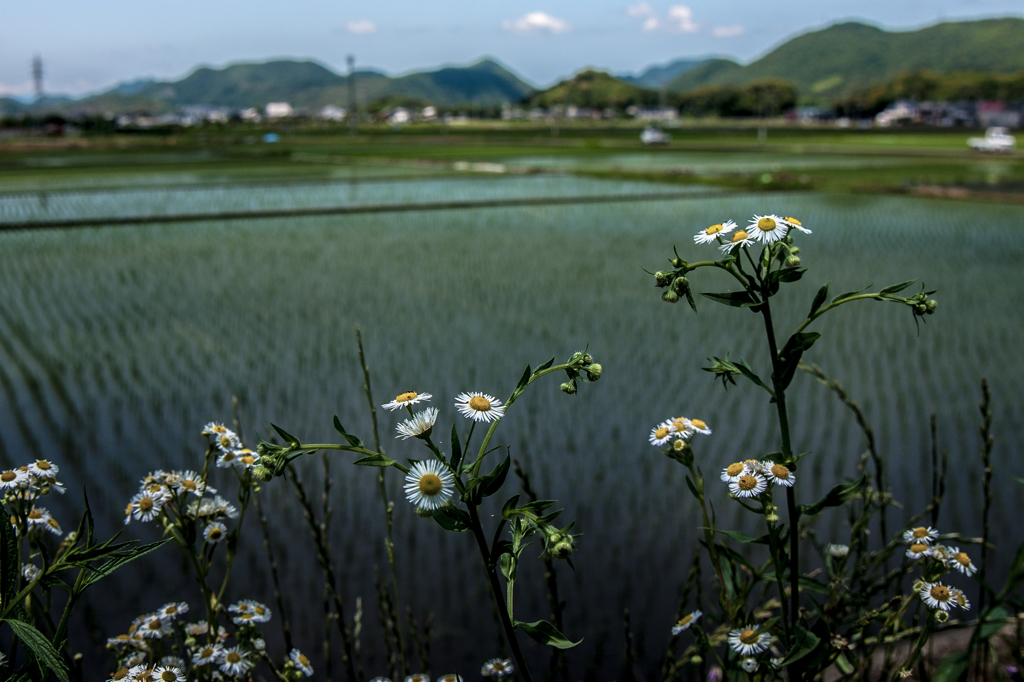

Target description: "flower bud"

left=671, top=276, right=689, bottom=295
left=690, top=656, right=703, bottom=665
left=654, top=271, right=672, bottom=287
left=671, top=257, right=685, bottom=268
left=785, top=256, right=801, bottom=268
left=934, top=610, right=949, bottom=623
left=914, top=303, right=928, bottom=316
left=416, top=507, right=434, bottom=518
left=252, top=466, right=273, bottom=482
left=926, top=299, right=937, bottom=314
left=582, top=353, right=593, bottom=365
left=662, top=290, right=679, bottom=304
left=548, top=534, right=575, bottom=560
left=560, top=381, right=577, bottom=395
left=790, top=246, right=800, bottom=255
left=585, top=363, right=602, bottom=381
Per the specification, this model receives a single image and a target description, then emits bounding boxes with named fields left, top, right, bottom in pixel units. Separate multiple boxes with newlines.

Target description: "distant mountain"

left=619, top=58, right=713, bottom=88
left=0, top=97, right=28, bottom=116
left=65, top=58, right=535, bottom=113
left=528, top=70, right=658, bottom=108
left=667, top=18, right=1024, bottom=100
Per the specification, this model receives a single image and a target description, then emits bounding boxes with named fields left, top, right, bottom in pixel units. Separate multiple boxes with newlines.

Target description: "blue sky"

left=2, top=0, right=1023, bottom=97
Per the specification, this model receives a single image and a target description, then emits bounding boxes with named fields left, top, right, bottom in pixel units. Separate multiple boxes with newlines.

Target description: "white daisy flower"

left=828, top=544, right=850, bottom=558
left=382, top=391, right=433, bottom=411
left=204, top=522, right=227, bottom=544
left=686, top=418, right=711, bottom=436
left=26, top=508, right=60, bottom=535
left=951, top=587, right=970, bottom=610
left=157, top=602, right=188, bottom=620
left=694, top=220, right=737, bottom=244
left=185, top=621, right=209, bottom=637
left=40, top=475, right=65, bottom=494
left=454, top=392, right=505, bottom=423
left=123, top=652, right=147, bottom=668
left=131, top=491, right=167, bottom=523
left=438, top=676, right=464, bottom=682
left=481, top=658, right=514, bottom=677
left=370, top=678, right=394, bottom=682
left=22, top=563, right=40, bottom=582
left=902, top=526, right=939, bottom=544
left=906, top=543, right=931, bottom=560
left=0, top=469, right=29, bottom=490
left=947, top=547, right=977, bottom=576
left=403, top=460, right=454, bottom=511
left=153, top=666, right=185, bottom=682
left=214, top=432, right=241, bottom=453
left=192, top=643, right=223, bottom=666
left=140, top=614, right=173, bottom=638
left=920, top=582, right=955, bottom=611
left=28, top=460, right=59, bottom=478
left=728, top=625, right=772, bottom=655
left=202, top=422, right=231, bottom=437
left=290, top=649, right=314, bottom=677
left=720, top=462, right=746, bottom=483
left=747, top=215, right=788, bottom=244
left=766, top=463, right=795, bottom=487
left=160, top=657, right=187, bottom=671
left=741, top=658, right=759, bottom=673
left=929, top=545, right=951, bottom=562
left=212, top=496, right=239, bottom=519
left=780, top=216, right=812, bottom=234
left=235, top=449, right=260, bottom=469
left=216, top=449, right=240, bottom=468
left=128, top=614, right=148, bottom=635
left=405, top=675, right=429, bottom=682
left=106, top=633, right=143, bottom=648
left=173, top=470, right=213, bottom=497
left=729, top=473, right=767, bottom=498
left=128, top=664, right=154, bottom=680
left=720, top=229, right=755, bottom=254
left=219, top=647, right=252, bottom=676
left=106, top=668, right=132, bottom=682
left=671, top=610, right=702, bottom=635
left=396, top=407, right=439, bottom=440
left=649, top=421, right=675, bottom=447
left=231, top=600, right=271, bottom=624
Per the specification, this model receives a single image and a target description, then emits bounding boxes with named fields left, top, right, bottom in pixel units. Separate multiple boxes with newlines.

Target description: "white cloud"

left=713, top=25, right=745, bottom=37
left=627, top=2, right=654, bottom=17
left=501, top=11, right=570, bottom=34
left=643, top=16, right=660, bottom=31
left=666, top=5, right=698, bottom=32
left=346, top=20, right=377, bottom=34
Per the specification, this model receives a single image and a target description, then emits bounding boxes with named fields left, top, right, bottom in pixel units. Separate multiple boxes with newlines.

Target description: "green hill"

left=528, top=70, right=658, bottom=109
left=77, top=58, right=534, bottom=111
left=667, top=18, right=1024, bottom=101
left=619, top=58, right=713, bottom=88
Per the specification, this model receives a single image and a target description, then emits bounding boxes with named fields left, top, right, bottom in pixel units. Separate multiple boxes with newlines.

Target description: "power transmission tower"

left=32, top=55, right=44, bottom=103
left=347, top=55, right=357, bottom=136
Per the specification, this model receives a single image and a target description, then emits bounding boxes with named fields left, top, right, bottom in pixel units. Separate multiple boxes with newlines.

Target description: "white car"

left=640, top=126, right=671, bottom=145
left=968, top=127, right=1016, bottom=152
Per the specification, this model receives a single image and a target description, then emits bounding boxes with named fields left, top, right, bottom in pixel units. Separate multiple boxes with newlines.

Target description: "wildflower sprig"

left=256, top=348, right=601, bottom=682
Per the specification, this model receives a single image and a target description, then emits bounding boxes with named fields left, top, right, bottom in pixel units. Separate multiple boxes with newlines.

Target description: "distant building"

left=421, top=106, right=437, bottom=120
left=318, top=105, right=346, bottom=121
left=626, top=106, right=679, bottom=121
left=265, top=102, right=294, bottom=119
left=977, top=101, right=1022, bottom=129
left=388, top=108, right=410, bottom=124
left=874, top=100, right=920, bottom=127
left=240, top=108, right=262, bottom=122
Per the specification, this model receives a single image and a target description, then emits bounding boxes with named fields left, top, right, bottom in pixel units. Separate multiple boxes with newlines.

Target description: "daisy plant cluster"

left=104, top=598, right=314, bottom=682
left=646, top=214, right=963, bottom=680
left=253, top=349, right=603, bottom=682
left=0, top=460, right=169, bottom=682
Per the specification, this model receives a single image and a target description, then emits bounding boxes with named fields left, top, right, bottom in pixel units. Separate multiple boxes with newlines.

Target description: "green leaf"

left=449, top=424, right=463, bottom=472
left=978, top=606, right=1009, bottom=640
left=780, top=623, right=820, bottom=666
left=533, top=357, right=555, bottom=374
left=515, top=619, right=582, bottom=649
left=477, top=454, right=511, bottom=499
left=808, top=280, right=831, bottom=318
left=933, top=651, right=970, bottom=682
left=352, top=454, right=395, bottom=468
left=776, top=332, right=821, bottom=391
left=333, top=415, right=364, bottom=448
left=798, top=476, right=867, bottom=517
left=683, top=286, right=697, bottom=312
left=0, top=503, right=18, bottom=608
left=501, top=495, right=521, bottom=519
left=831, top=285, right=871, bottom=304
left=271, top=423, right=300, bottom=447
left=520, top=500, right=557, bottom=514
left=511, top=364, right=531, bottom=399
left=880, top=279, right=917, bottom=295
left=3, top=618, right=70, bottom=682
left=699, top=528, right=769, bottom=545
left=767, top=267, right=806, bottom=296
left=736, top=360, right=775, bottom=398
left=701, top=291, right=761, bottom=308
left=433, top=506, right=470, bottom=532
left=83, top=540, right=171, bottom=589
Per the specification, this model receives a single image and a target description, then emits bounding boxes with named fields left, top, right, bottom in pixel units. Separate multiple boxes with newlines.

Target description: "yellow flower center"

left=1, top=471, right=17, bottom=482
left=28, top=510, right=42, bottom=520
left=47, top=518, right=59, bottom=529
left=112, top=670, right=130, bottom=681
left=954, top=552, right=970, bottom=566
left=726, top=463, right=745, bottom=477
left=785, top=217, right=801, bottom=226
left=221, top=451, right=236, bottom=461
left=138, top=498, right=154, bottom=512
left=35, top=460, right=51, bottom=471
left=654, top=427, right=670, bottom=439
left=148, top=484, right=163, bottom=494
left=165, top=605, right=178, bottom=614
left=147, top=619, right=162, bottom=630
left=254, top=605, right=266, bottom=616
left=419, top=473, right=443, bottom=496
left=677, top=614, right=693, bottom=627
left=137, top=672, right=154, bottom=682
left=201, top=647, right=214, bottom=658
left=930, top=585, right=950, bottom=602
left=739, top=628, right=759, bottom=644
left=912, top=527, right=929, bottom=538
left=298, top=654, right=310, bottom=666
left=468, top=396, right=492, bottom=411
left=212, top=425, right=227, bottom=434
left=396, top=391, right=418, bottom=403
left=757, top=217, right=777, bottom=231
left=237, top=603, right=250, bottom=611
left=771, top=464, right=790, bottom=479
left=690, top=419, right=707, bottom=429
left=672, top=439, right=685, bottom=452
left=218, top=436, right=233, bottom=448
left=731, top=230, right=748, bottom=243
left=955, top=592, right=967, bottom=607
left=411, top=676, right=425, bottom=682
left=181, top=480, right=197, bottom=491
left=125, top=502, right=133, bottom=516
left=160, top=671, right=177, bottom=682
left=226, top=652, right=241, bottom=664
left=738, top=475, right=759, bottom=491
left=239, top=455, right=256, bottom=465
left=492, top=662, right=507, bottom=672
left=672, top=418, right=688, bottom=431
left=910, top=543, right=928, bottom=554
left=209, top=528, right=223, bottom=540
left=706, top=224, right=723, bottom=235
left=116, top=634, right=131, bottom=641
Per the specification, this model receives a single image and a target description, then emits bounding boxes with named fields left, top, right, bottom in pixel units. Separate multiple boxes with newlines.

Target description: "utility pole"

left=347, top=55, right=357, bottom=136
left=32, top=55, right=44, bottom=103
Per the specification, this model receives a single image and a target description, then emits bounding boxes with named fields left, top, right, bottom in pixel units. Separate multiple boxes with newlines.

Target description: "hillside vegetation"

left=527, top=70, right=659, bottom=109
left=668, top=18, right=1024, bottom=101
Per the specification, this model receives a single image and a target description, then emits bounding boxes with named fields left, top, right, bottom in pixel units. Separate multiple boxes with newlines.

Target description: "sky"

left=2, top=0, right=1023, bottom=98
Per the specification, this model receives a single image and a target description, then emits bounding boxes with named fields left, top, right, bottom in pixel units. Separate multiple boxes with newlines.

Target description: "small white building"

left=240, top=108, right=262, bottom=122
left=265, top=102, right=294, bottom=119
left=318, top=105, right=346, bottom=121
left=421, top=106, right=437, bottom=121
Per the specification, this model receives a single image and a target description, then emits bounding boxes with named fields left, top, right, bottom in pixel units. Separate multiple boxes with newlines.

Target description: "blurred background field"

left=0, top=129, right=1021, bottom=677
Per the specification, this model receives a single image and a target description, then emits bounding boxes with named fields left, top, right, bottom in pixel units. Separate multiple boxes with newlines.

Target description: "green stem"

left=794, top=293, right=890, bottom=335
